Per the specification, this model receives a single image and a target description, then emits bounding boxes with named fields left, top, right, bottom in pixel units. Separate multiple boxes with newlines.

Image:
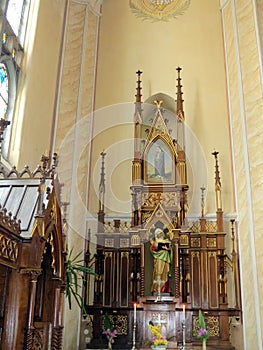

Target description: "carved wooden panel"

left=208, top=252, right=218, bottom=308
left=193, top=314, right=220, bottom=337
left=120, top=252, right=129, bottom=307
left=0, top=265, right=10, bottom=344
left=107, top=314, right=128, bottom=335
left=191, top=252, right=201, bottom=308
left=0, top=233, right=19, bottom=266
left=103, top=252, right=113, bottom=306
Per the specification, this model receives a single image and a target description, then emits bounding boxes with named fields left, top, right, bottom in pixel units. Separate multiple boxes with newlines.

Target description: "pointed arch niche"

left=142, top=93, right=178, bottom=185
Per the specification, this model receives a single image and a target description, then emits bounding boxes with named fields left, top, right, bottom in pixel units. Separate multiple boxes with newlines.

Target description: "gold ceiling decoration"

left=129, top=0, right=191, bottom=21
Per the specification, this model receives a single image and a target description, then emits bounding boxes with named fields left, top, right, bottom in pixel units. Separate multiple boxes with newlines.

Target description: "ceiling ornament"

left=129, top=0, right=191, bottom=21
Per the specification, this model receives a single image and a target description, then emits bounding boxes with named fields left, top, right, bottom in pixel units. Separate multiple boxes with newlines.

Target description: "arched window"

left=0, top=0, right=30, bottom=161
left=0, top=64, right=8, bottom=117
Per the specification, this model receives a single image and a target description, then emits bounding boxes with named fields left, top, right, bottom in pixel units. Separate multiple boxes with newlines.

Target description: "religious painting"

left=145, top=139, right=174, bottom=184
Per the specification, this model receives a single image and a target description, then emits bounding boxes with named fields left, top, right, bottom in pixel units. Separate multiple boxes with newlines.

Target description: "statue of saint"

left=150, top=228, right=172, bottom=294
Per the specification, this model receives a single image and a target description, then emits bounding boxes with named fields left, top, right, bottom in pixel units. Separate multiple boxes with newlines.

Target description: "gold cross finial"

left=154, top=100, right=163, bottom=109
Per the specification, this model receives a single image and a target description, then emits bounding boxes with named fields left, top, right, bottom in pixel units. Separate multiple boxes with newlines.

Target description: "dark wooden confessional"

left=0, top=154, right=66, bottom=350
left=86, top=69, right=241, bottom=349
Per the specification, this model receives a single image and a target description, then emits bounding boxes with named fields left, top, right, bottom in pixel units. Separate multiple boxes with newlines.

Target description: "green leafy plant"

left=66, top=248, right=96, bottom=314
left=193, top=310, right=210, bottom=341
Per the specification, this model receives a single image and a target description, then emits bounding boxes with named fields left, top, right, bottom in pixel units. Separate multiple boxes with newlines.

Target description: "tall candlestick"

left=182, top=304, right=185, bottom=321
left=132, top=303, right=137, bottom=350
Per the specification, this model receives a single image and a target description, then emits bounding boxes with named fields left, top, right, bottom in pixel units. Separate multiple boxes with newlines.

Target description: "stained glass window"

left=0, top=64, right=8, bottom=119
left=0, top=0, right=31, bottom=160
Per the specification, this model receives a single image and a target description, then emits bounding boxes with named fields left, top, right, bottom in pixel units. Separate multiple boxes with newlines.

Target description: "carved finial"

left=135, top=70, right=143, bottom=118
left=154, top=100, right=163, bottom=109
left=212, top=150, right=222, bottom=211
left=176, top=66, right=184, bottom=119
left=99, top=150, right=106, bottom=194
left=212, top=150, right=221, bottom=186
left=200, top=186, right=206, bottom=218
left=230, top=219, right=236, bottom=253
left=40, top=152, right=58, bottom=179
left=135, top=70, right=143, bottom=103
left=98, top=151, right=106, bottom=227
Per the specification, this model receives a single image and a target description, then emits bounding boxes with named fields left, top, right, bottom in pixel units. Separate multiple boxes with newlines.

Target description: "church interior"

left=0, top=0, right=262, bottom=349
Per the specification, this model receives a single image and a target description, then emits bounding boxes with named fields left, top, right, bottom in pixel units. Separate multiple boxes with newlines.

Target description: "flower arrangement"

left=103, top=313, right=117, bottom=349
left=148, top=321, right=168, bottom=348
left=193, top=310, right=210, bottom=349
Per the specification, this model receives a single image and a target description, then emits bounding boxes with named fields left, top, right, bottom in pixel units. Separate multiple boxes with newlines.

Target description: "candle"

left=134, top=302, right=137, bottom=323
left=182, top=304, right=185, bottom=321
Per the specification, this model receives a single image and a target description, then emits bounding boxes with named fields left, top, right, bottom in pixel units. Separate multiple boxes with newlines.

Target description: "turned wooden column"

left=140, top=242, right=145, bottom=297
left=173, top=236, right=180, bottom=298
left=51, top=286, right=64, bottom=350
left=24, top=269, right=42, bottom=350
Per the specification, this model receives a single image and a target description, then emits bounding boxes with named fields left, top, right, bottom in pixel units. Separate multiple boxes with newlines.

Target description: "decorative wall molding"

left=129, top=0, right=191, bottom=21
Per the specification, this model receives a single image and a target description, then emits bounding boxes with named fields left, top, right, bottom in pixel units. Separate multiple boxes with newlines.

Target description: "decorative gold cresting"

left=130, top=0, right=191, bottom=21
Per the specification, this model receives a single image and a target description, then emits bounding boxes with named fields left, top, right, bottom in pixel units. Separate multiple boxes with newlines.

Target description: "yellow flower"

left=148, top=322, right=168, bottom=346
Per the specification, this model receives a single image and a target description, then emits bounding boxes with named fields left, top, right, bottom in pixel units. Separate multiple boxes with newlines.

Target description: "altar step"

left=86, top=341, right=235, bottom=350
left=86, top=346, right=235, bottom=350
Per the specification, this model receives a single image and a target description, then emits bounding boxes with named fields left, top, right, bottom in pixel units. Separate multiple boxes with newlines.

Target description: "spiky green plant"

left=66, top=249, right=96, bottom=315
left=193, top=310, right=210, bottom=341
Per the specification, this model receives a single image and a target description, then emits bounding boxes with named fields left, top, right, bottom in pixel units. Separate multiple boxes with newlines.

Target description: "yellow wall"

left=221, top=0, right=263, bottom=348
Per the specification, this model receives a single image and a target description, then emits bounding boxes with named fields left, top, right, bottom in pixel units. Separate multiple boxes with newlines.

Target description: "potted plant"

left=65, top=248, right=96, bottom=315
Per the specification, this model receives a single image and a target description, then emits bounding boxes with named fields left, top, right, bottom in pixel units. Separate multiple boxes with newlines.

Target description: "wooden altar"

left=85, top=69, right=241, bottom=349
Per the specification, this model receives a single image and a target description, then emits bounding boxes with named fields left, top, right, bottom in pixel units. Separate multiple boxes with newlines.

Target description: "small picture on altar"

left=145, top=139, right=174, bottom=183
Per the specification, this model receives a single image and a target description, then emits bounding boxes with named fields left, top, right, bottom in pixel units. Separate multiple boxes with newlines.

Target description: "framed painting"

left=144, top=139, right=174, bottom=184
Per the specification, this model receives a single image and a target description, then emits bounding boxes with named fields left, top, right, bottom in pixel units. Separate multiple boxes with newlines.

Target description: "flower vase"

left=108, top=340, right=112, bottom=350
left=202, top=338, right=207, bottom=350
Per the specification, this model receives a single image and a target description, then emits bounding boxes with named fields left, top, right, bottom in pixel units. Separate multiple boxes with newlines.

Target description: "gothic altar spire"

left=212, top=150, right=223, bottom=232
left=176, top=66, right=184, bottom=119
left=135, top=69, right=143, bottom=116
left=175, top=67, right=187, bottom=185
left=175, top=67, right=185, bottom=154
left=212, top=150, right=222, bottom=211
left=98, top=150, right=106, bottom=231
left=134, top=70, right=143, bottom=161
